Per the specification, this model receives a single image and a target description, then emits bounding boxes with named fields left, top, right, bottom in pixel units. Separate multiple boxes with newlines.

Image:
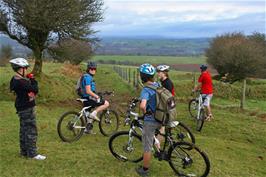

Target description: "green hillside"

left=0, top=62, right=265, bottom=177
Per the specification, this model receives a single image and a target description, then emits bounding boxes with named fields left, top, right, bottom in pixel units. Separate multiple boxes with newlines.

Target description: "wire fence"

left=113, top=65, right=141, bottom=89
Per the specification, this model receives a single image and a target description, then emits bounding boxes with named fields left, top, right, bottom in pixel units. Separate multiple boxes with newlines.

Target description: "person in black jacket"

left=9, top=58, right=46, bottom=160
left=156, top=65, right=175, bottom=96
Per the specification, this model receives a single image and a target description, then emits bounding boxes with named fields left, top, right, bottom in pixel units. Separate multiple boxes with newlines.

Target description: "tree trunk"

left=32, top=48, right=43, bottom=75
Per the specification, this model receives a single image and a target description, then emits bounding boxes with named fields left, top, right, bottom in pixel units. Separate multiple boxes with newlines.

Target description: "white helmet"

left=9, top=58, right=29, bottom=71
left=156, top=65, right=170, bottom=72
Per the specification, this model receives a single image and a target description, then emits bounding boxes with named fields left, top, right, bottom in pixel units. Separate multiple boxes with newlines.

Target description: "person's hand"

left=26, top=73, right=34, bottom=79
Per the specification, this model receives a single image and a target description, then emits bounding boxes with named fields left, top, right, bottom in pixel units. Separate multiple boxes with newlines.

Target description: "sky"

left=94, top=0, right=266, bottom=38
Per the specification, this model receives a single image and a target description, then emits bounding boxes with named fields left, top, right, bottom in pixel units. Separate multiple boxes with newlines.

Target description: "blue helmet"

left=200, top=64, right=208, bottom=71
left=139, top=63, right=155, bottom=76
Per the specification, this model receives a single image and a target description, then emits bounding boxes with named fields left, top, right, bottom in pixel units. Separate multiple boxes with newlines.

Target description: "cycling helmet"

left=9, top=58, right=29, bottom=71
left=156, top=65, right=170, bottom=72
left=87, top=61, right=97, bottom=69
left=139, top=63, right=155, bottom=76
left=200, top=64, right=208, bottom=71
left=139, top=63, right=155, bottom=83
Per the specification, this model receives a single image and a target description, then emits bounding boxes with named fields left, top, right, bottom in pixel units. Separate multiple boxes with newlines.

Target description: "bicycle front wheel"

left=171, top=122, right=195, bottom=144
left=168, top=141, right=210, bottom=177
left=188, top=99, right=198, bottom=118
left=57, top=111, right=85, bottom=142
left=196, top=109, right=205, bottom=132
left=108, top=131, right=143, bottom=163
left=99, top=109, right=119, bottom=136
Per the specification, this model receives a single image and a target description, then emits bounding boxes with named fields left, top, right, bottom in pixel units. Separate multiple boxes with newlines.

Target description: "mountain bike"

left=108, top=104, right=210, bottom=176
left=188, top=91, right=207, bottom=132
left=57, top=91, right=119, bottom=142
left=123, top=98, right=195, bottom=144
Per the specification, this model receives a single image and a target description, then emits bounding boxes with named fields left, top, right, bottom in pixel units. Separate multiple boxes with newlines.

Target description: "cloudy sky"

left=94, top=0, right=266, bottom=38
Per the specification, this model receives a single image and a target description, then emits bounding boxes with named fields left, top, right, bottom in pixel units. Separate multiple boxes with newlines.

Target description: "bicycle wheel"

left=171, top=122, right=195, bottom=144
left=99, top=109, right=119, bottom=136
left=57, top=111, right=85, bottom=142
left=188, top=99, right=198, bottom=118
left=109, top=131, right=143, bottom=163
left=196, top=109, right=205, bottom=132
left=168, top=141, right=210, bottom=177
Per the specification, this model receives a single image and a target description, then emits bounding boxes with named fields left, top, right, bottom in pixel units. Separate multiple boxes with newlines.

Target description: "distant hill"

left=95, top=37, right=210, bottom=56
left=0, top=35, right=210, bottom=57
left=0, top=35, right=31, bottom=57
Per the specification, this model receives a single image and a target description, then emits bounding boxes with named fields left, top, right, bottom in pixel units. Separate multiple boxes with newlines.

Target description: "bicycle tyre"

left=196, top=109, right=205, bottom=132
left=188, top=99, right=198, bottom=118
left=57, top=111, right=85, bottom=142
left=108, top=131, right=143, bottom=163
left=168, top=141, right=210, bottom=177
left=99, top=109, right=119, bottom=136
left=172, top=122, right=196, bottom=144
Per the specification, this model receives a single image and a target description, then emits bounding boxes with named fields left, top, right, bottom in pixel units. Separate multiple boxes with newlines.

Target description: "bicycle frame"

left=126, top=111, right=178, bottom=154
left=196, top=93, right=205, bottom=120
left=72, top=106, right=92, bottom=129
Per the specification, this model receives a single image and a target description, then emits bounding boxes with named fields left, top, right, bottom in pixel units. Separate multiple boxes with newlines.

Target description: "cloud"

left=94, top=1, right=266, bottom=37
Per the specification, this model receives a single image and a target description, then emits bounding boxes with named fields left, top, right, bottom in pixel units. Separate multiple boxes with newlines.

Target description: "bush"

left=206, top=32, right=266, bottom=83
left=48, top=38, right=93, bottom=65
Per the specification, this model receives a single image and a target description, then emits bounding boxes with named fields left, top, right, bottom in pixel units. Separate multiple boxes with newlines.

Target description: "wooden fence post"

left=240, top=79, right=246, bottom=109
left=136, top=69, right=139, bottom=89
left=133, top=70, right=136, bottom=88
left=128, top=68, right=131, bottom=83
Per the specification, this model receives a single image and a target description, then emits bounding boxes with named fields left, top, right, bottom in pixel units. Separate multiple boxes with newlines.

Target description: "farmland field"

left=0, top=62, right=266, bottom=177
left=93, top=55, right=206, bottom=65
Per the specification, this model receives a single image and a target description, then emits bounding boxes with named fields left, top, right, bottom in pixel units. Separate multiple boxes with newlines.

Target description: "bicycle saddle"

left=168, top=121, right=179, bottom=128
left=76, top=98, right=88, bottom=103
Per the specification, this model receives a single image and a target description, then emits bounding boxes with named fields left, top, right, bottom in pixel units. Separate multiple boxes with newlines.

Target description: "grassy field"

left=0, top=62, right=266, bottom=177
left=93, top=55, right=206, bottom=65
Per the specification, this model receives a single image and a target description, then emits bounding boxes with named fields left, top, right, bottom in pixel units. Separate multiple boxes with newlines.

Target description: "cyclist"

left=156, top=64, right=175, bottom=151
left=156, top=64, right=175, bottom=96
left=80, top=61, right=109, bottom=133
left=9, top=58, right=46, bottom=160
left=194, top=64, right=213, bottom=121
left=135, top=63, right=161, bottom=177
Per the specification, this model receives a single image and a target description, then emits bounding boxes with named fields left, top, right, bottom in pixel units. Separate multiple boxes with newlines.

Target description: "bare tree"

left=0, top=0, right=103, bottom=75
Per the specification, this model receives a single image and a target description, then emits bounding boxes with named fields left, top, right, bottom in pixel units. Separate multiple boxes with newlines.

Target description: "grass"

left=92, top=55, right=206, bottom=65
left=1, top=63, right=266, bottom=177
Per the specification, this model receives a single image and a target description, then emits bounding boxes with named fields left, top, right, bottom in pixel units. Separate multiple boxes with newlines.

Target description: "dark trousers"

left=17, top=107, right=38, bottom=157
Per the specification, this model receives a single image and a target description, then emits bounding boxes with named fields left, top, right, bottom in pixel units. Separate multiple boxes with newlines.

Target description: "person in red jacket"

left=194, top=64, right=213, bottom=121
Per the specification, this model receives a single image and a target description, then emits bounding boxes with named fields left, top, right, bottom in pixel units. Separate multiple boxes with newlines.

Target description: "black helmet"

left=87, top=61, right=97, bottom=69
left=200, top=64, right=208, bottom=71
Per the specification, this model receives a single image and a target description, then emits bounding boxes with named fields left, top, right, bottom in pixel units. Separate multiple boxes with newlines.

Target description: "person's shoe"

left=89, top=114, right=100, bottom=122
left=84, top=129, right=96, bottom=135
left=205, top=114, right=213, bottom=121
left=32, top=154, right=46, bottom=160
left=135, top=166, right=149, bottom=177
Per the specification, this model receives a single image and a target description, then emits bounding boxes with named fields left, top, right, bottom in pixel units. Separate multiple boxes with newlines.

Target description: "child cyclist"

left=9, top=58, right=46, bottom=160
left=80, top=61, right=109, bottom=133
left=135, top=63, right=161, bottom=176
left=156, top=64, right=175, bottom=96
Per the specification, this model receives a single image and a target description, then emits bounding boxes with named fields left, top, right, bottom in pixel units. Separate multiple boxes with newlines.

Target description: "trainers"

left=205, top=114, right=213, bottom=121
left=135, top=166, right=149, bottom=177
left=33, top=154, right=46, bottom=160
left=89, top=114, right=100, bottom=122
left=84, top=129, right=96, bottom=135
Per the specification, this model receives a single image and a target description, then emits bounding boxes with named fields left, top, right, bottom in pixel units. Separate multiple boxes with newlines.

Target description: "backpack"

left=145, top=85, right=177, bottom=125
left=75, top=74, right=86, bottom=97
